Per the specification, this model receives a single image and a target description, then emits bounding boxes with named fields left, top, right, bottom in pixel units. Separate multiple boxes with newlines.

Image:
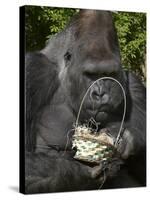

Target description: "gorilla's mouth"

left=83, top=105, right=109, bottom=124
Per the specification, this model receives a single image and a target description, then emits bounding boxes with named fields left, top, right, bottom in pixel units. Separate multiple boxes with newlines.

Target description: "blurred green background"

left=25, top=6, right=146, bottom=81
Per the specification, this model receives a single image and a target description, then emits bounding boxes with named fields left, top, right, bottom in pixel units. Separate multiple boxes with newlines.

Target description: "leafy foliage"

left=113, top=12, right=146, bottom=80
left=25, top=6, right=78, bottom=51
left=25, top=6, right=146, bottom=80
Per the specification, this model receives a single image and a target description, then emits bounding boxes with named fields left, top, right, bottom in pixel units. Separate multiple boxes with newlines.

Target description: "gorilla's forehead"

left=65, top=10, right=118, bottom=59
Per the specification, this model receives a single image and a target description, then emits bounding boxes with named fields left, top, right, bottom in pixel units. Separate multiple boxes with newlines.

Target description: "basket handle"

left=74, top=77, right=127, bottom=147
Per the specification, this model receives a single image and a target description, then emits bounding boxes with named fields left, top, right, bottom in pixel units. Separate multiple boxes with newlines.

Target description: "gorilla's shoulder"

left=125, top=70, right=146, bottom=100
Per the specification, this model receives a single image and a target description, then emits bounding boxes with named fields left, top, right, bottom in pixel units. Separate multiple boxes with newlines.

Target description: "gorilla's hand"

left=89, top=163, right=104, bottom=178
left=117, top=129, right=134, bottom=159
left=88, top=158, right=123, bottom=183
left=106, top=125, right=134, bottom=159
left=86, top=163, right=107, bottom=187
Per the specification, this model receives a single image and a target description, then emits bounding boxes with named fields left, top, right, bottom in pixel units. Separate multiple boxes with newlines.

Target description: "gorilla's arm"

left=25, top=52, right=59, bottom=151
left=124, top=72, right=146, bottom=185
left=126, top=71, right=146, bottom=153
left=107, top=71, right=146, bottom=185
left=25, top=151, right=101, bottom=193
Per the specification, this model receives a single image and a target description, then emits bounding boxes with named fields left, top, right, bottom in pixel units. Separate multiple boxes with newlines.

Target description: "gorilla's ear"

left=25, top=52, right=59, bottom=151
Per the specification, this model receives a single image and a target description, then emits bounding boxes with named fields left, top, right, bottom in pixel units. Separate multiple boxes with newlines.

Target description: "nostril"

left=91, top=90, right=109, bottom=104
left=91, top=90, right=100, bottom=100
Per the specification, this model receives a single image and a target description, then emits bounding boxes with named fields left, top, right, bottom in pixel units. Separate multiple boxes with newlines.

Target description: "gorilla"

left=23, top=10, right=146, bottom=194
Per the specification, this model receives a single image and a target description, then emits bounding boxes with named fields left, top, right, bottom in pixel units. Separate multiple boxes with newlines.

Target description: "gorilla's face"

left=60, top=10, right=126, bottom=124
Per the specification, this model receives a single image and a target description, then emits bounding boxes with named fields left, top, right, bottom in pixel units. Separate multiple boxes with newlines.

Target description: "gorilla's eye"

left=64, top=51, right=72, bottom=62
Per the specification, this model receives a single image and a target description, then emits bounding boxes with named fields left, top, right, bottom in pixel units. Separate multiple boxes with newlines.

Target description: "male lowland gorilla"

left=25, top=10, right=146, bottom=193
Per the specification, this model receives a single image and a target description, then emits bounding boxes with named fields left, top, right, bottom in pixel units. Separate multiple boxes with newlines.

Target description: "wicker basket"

left=72, top=126, right=116, bottom=164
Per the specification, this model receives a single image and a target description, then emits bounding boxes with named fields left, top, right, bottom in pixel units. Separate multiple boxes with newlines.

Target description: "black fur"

left=25, top=10, right=146, bottom=193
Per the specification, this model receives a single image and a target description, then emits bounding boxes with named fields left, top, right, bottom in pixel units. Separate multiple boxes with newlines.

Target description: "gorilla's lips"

left=82, top=104, right=109, bottom=124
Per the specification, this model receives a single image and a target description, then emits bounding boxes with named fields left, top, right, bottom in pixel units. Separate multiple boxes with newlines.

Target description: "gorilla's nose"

left=90, top=85, right=109, bottom=105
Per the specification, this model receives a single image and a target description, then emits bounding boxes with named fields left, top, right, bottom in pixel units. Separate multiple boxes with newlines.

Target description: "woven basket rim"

left=73, top=135, right=115, bottom=148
